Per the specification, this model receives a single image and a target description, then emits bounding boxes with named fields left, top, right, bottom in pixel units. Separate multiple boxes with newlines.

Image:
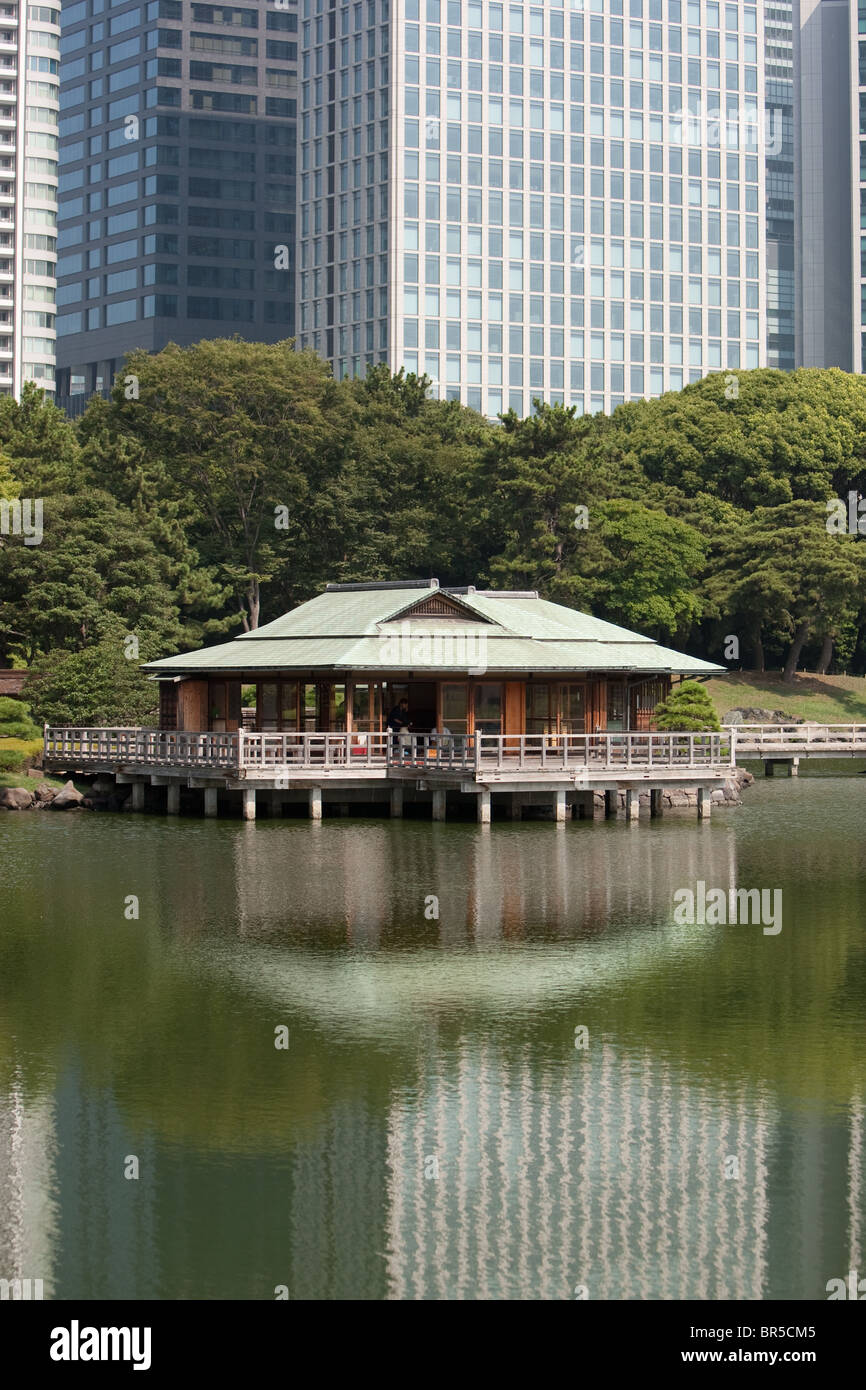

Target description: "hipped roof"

left=143, top=581, right=725, bottom=677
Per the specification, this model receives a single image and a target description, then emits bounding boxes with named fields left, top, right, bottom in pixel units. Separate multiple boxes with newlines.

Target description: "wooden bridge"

left=726, top=723, right=866, bottom=775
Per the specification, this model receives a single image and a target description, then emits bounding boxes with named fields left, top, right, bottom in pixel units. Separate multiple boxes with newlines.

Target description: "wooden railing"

left=725, top=723, right=866, bottom=750
left=43, top=727, right=239, bottom=768
left=44, top=727, right=735, bottom=774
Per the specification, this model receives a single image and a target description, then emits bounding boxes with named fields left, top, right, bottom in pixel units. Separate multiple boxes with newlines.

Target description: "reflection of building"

left=384, top=1040, right=775, bottom=1300
left=0, top=1079, right=57, bottom=1295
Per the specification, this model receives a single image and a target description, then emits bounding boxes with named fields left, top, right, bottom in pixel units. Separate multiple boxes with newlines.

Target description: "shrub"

left=654, top=680, right=722, bottom=732
left=0, top=695, right=40, bottom=740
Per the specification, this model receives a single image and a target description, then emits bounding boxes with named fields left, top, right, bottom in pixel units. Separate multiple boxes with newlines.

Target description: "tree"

left=0, top=490, right=199, bottom=663
left=0, top=381, right=79, bottom=494
left=654, top=681, right=721, bottom=732
left=576, top=499, right=707, bottom=640
left=0, top=695, right=40, bottom=740
left=473, top=402, right=627, bottom=601
left=25, top=620, right=161, bottom=727
left=704, top=502, right=865, bottom=680
left=94, top=339, right=357, bottom=629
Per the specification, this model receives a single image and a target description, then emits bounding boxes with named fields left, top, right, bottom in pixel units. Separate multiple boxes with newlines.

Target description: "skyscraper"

left=3, top=1, right=60, bottom=399
left=54, top=0, right=299, bottom=407
left=793, top=0, right=856, bottom=370
left=763, top=0, right=795, bottom=371
left=295, top=0, right=768, bottom=418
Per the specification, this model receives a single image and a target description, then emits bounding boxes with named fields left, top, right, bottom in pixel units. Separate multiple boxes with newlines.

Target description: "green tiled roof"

left=144, top=581, right=726, bottom=677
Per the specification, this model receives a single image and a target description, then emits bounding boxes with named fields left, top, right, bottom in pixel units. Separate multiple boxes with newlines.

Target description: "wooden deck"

left=43, top=726, right=735, bottom=783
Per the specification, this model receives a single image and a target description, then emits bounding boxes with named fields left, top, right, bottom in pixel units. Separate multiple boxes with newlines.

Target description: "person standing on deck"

left=387, top=697, right=412, bottom=762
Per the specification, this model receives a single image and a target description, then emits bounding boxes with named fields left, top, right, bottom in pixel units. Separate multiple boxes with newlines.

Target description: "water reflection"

left=0, top=782, right=864, bottom=1299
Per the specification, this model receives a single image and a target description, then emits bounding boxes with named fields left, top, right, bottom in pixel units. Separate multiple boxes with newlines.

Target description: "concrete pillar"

left=166, top=783, right=180, bottom=816
left=625, top=788, right=640, bottom=821
left=131, top=781, right=145, bottom=812
left=509, top=794, right=522, bottom=821
left=650, top=788, right=664, bottom=818
left=698, top=786, right=711, bottom=820
left=242, top=787, right=256, bottom=821
left=432, top=789, right=447, bottom=821
left=788, top=758, right=799, bottom=778
left=604, top=789, right=618, bottom=819
left=309, top=786, right=322, bottom=821
left=204, top=786, right=218, bottom=818
left=477, top=789, right=491, bottom=824
left=390, top=786, right=404, bottom=818
left=553, top=789, right=567, bottom=822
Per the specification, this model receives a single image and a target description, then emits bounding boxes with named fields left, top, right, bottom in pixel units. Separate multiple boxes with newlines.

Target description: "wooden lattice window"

left=402, top=594, right=471, bottom=618
left=159, top=683, right=178, bottom=731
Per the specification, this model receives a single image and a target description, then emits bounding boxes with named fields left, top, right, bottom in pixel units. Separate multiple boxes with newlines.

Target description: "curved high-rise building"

left=3, top=0, right=59, bottom=398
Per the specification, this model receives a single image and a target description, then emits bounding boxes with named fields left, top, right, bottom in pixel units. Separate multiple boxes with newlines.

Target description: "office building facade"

left=793, top=0, right=856, bottom=370
left=764, top=0, right=794, bottom=370
left=295, top=0, right=768, bottom=418
left=2, top=1, right=60, bottom=398
left=54, top=0, right=298, bottom=404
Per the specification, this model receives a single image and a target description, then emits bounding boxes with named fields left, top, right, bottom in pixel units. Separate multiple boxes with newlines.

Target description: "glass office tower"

left=3, top=1, right=60, bottom=398
left=54, top=0, right=298, bottom=407
left=763, top=0, right=794, bottom=371
left=295, top=0, right=768, bottom=418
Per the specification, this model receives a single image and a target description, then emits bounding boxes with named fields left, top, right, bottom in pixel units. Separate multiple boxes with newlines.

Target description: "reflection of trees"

left=0, top=812, right=864, bottom=1153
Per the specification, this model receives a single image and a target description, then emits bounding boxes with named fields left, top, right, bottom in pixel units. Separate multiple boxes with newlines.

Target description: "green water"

left=0, top=778, right=864, bottom=1301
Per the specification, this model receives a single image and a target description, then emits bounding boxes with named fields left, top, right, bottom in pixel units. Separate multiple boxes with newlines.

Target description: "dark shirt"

left=387, top=705, right=411, bottom=732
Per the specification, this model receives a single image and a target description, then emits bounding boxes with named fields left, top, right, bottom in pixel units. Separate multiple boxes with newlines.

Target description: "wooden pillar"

left=553, top=789, right=567, bottom=822
left=764, top=760, right=775, bottom=777
left=650, top=788, right=664, bottom=818
left=604, top=789, right=618, bottom=819
left=204, top=786, right=218, bottom=818
left=625, top=788, right=640, bottom=821
left=477, top=788, right=491, bottom=824
left=166, top=783, right=180, bottom=816
left=390, top=786, right=403, bottom=818
left=309, top=786, right=322, bottom=821
left=698, top=786, right=711, bottom=820
left=509, top=793, right=522, bottom=821
left=432, top=788, right=447, bottom=821
left=242, top=787, right=256, bottom=821
left=131, top=781, right=145, bottom=812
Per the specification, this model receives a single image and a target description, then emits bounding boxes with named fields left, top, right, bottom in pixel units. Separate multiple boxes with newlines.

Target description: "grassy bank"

left=704, top=672, right=866, bottom=724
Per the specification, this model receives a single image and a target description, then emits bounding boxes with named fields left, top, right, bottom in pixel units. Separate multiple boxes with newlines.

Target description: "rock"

left=0, top=786, right=34, bottom=810
left=33, top=782, right=56, bottom=803
left=724, top=706, right=804, bottom=726
left=50, top=780, right=85, bottom=810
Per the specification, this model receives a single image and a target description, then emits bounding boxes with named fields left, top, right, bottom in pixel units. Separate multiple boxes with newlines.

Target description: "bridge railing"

left=726, top=723, right=866, bottom=748
left=43, top=727, right=735, bottom=773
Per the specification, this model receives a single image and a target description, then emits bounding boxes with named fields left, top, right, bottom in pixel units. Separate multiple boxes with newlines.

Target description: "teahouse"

left=43, top=580, right=732, bottom=823
left=143, top=578, right=722, bottom=739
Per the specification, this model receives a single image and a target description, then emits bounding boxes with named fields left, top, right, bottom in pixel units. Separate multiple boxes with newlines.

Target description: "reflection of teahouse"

left=141, top=578, right=724, bottom=739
